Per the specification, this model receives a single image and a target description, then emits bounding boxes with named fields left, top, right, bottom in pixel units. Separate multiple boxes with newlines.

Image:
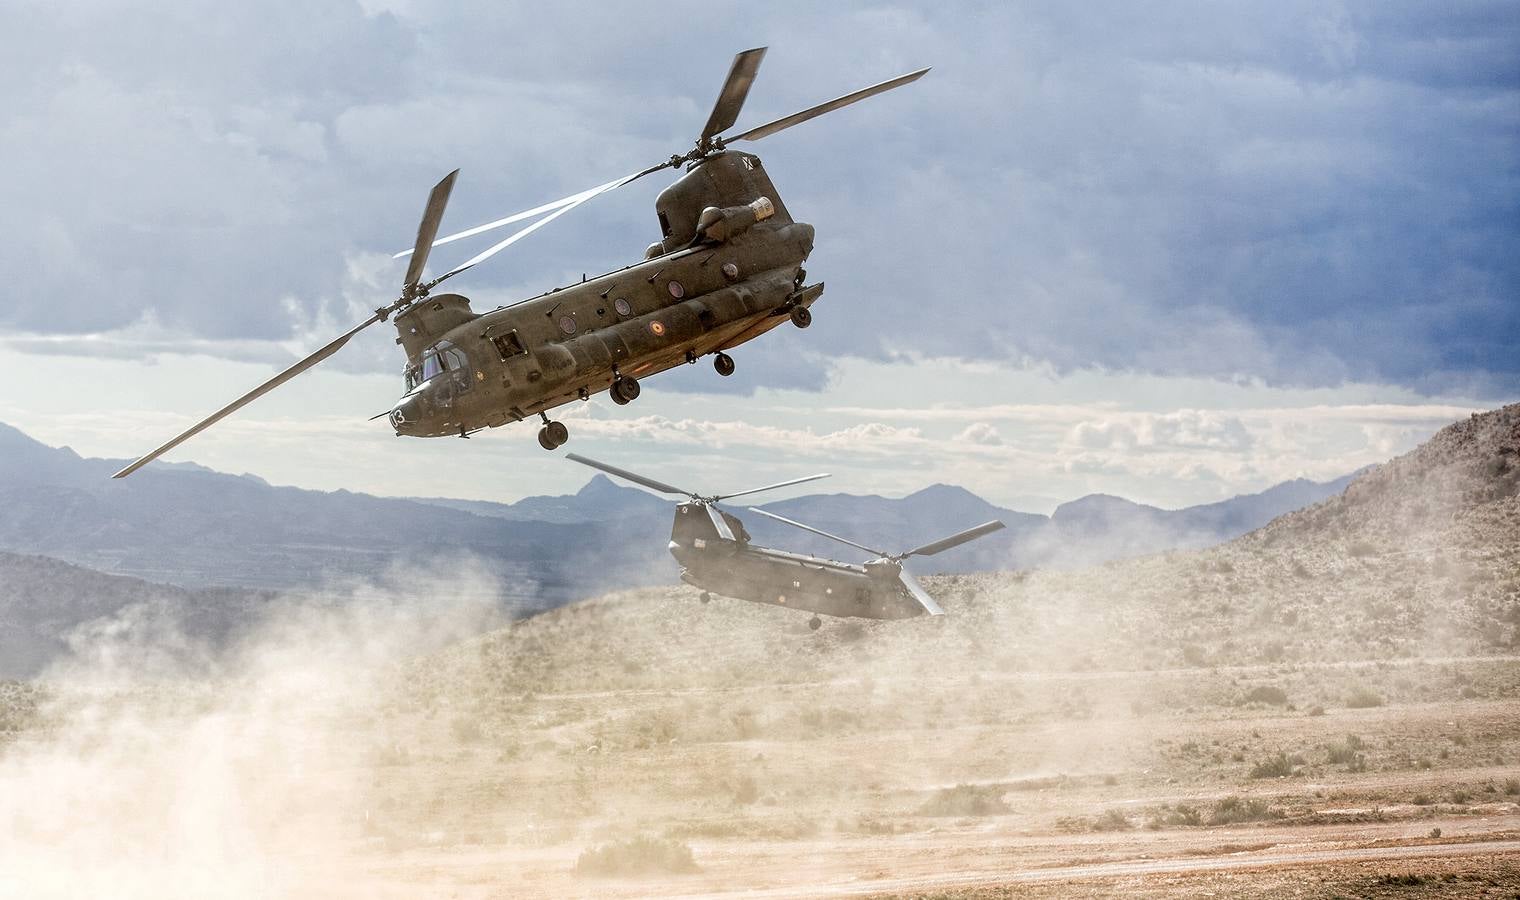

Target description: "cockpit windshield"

left=403, top=340, right=468, bottom=392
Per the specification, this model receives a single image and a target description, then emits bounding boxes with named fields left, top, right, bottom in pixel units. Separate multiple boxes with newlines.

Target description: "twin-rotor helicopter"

left=113, top=48, right=929, bottom=478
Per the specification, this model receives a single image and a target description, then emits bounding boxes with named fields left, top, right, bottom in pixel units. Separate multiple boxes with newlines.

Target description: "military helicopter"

left=568, top=454, right=1006, bottom=630
left=112, top=48, right=929, bottom=478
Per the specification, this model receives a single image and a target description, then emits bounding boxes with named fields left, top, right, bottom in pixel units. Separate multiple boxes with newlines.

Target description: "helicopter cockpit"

left=403, top=340, right=469, bottom=393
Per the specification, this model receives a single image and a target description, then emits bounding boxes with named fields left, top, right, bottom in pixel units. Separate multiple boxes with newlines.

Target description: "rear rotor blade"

left=744, top=507, right=886, bottom=557
left=706, top=504, right=737, bottom=542
left=726, top=66, right=930, bottom=144
left=403, top=169, right=459, bottom=289
left=898, top=569, right=945, bottom=617
left=565, top=453, right=696, bottom=498
left=427, top=171, right=640, bottom=288
left=714, top=472, right=829, bottom=502
left=701, top=47, right=767, bottom=141
left=112, top=313, right=382, bottom=478
left=899, top=520, right=1006, bottom=559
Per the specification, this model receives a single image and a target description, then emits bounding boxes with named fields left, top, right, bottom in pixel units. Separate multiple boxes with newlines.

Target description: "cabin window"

left=491, top=330, right=527, bottom=361
left=613, top=297, right=632, bottom=316
left=558, top=315, right=577, bottom=335
left=667, top=280, right=685, bottom=299
left=657, top=210, right=672, bottom=237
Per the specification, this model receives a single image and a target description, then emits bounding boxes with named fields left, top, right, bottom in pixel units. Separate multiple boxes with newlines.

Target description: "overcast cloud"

left=1, top=0, right=1514, bottom=392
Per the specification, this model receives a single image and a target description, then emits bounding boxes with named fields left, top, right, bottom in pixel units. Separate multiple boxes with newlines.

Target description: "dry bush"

left=1241, top=685, right=1289, bottom=706
left=1209, top=796, right=1278, bottom=825
left=574, top=836, right=698, bottom=877
left=917, top=783, right=1011, bottom=817
left=1345, top=686, right=1385, bottom=708
left=1248, top=752, right=1302, bottom=779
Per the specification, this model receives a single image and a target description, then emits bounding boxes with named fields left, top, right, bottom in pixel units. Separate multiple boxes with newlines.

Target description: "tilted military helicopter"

left=568, top=454, right=1006, bottom=630
left=112, top=48, right=929, bottom=478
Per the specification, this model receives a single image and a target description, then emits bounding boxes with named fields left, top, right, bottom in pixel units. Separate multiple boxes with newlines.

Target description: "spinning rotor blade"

left=701, top=47, right=767, bottom=141
left=714, top=472, right=830, bottom=502
left=725, top=66, right=931, bottom=144
left=111, top=314, right=381, bottom=479
left=744, top=507, right=886, bottom=558
left=897, top=569, right=945, bottom=617
left=425, top=171, right=641, bottom=288
left=392, top=170, right=643, bottom=261
left=898, top=520, right=1006, bottom=559
left=565, top=453, right=695, bottom=498
left=402, top=169, right=459, bottom=288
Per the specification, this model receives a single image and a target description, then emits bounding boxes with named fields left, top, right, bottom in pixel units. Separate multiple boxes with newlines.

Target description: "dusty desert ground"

left=2, top=407, right=1518, bottom=898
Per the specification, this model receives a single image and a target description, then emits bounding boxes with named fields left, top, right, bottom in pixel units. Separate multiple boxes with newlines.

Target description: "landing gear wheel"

left=699, top=591, right=711, bottom=604
left=610, top=376, right=641, bottom=405
left=546, top=421, right=568, bottom=447
left=808, top=616, right=822, bottom=631
left=714, top=352, right=736, bottom=377
left=789, top=305, right=812, bottom=329
left=537, top=427, right=557, bottom=451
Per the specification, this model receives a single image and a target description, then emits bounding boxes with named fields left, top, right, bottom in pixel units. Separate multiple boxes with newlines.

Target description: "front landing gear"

left=808, top=616, right=822, bottom=631
left=536, top=413, right=568, bottom=451
left=713, top=352, right=736, bottom=377
left=699, top=591, right=711, bottom=604
left=789, top=305, right=812, bottom=329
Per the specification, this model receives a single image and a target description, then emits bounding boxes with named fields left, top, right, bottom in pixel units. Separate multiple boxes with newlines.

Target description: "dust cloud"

left=0, top=565, right=503, bottom=900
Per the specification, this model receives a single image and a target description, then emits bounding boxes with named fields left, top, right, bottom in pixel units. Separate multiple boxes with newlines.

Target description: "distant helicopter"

left=568, top=454, right=1006, bottom=630
left=113, top=48, right=930, bottom=478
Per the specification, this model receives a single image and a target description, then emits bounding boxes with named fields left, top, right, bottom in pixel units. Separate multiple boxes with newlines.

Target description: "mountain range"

left=0, top=420, right=1357, bottom=600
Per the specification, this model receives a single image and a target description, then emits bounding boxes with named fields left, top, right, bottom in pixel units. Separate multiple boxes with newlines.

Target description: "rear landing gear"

left=714, top=352, right=736, bottom=377
left=610, top=375, right=641, bottom=405
left=699, top=591, right=711, bottom=604
left=537, top=414, right=568, bottom=450
left=808, top=616, right=822, bottom=631
left=789, top=305, right=812, bottom=329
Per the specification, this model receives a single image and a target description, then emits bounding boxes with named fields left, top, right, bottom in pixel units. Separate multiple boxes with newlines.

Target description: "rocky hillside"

left=414, top=405, right=1520, bottom=701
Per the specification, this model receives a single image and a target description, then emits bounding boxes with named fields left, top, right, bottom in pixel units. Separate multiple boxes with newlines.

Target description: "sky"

left=0, top=1, right=1515, bottom=512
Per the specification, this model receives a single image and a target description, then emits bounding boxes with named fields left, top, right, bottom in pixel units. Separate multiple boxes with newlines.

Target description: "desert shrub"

left=1348, top=541, right=1378, bottom=558
left=1326, top=735, right=1366, bottom=766
left=1504, top=779, right=1520, bottom=796
left=1248, top=752, right=1301, bottom=779
left=1091, top=809, right=1132, bottom=831
left=1345, top=687, right=1385, bottom=709
left=918, top=783, right=1011, bottom=817
left=1209, top=796, right=1277, bottom=825
left=1375, top=874, right=1426, bottom=886
left=732, top=776, right=760, bottom=806
left=1147, top=804, right=1203, bottom=829
left=1242, top=685, right=1289, bottom=706
left=1307, top=705, right=1326, bottom=717
left=575, top=837, right=698, bottom=877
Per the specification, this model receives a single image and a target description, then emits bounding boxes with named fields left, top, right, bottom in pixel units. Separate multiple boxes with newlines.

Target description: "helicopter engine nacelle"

left=696, top=197, right=775, bottom=242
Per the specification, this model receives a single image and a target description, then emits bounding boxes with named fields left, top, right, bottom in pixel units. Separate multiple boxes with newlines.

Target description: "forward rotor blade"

left=898, top=569, right=945, bottom=617
left=744, top=507, right=886, bottom=557
left=706, top=504, right=737, bottom=542
left=111, top=314, right=382, bottom=479
left=701, top=47, right=767, bottom=141
left=565, top=453, right=695, bottom=498
left=427, top=171, right=640, bottom=287
left=403, top=169, right=459, bottom=288
left=900, top=520, right=1006, bottom=559
left=714, top=472, right=829, bottom=502
left=726, top=66, right=931, bottom=144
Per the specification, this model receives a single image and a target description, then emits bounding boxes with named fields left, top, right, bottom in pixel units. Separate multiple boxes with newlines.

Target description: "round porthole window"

left=558, top=315, right=577, bottom=335
left=613, top=297, right=632, bottom=316
left=667, top=280, right=685, bottom=299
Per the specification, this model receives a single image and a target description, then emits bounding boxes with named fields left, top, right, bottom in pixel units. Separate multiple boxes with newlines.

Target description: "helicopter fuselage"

left=387, top=151, right=819, bottom=441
